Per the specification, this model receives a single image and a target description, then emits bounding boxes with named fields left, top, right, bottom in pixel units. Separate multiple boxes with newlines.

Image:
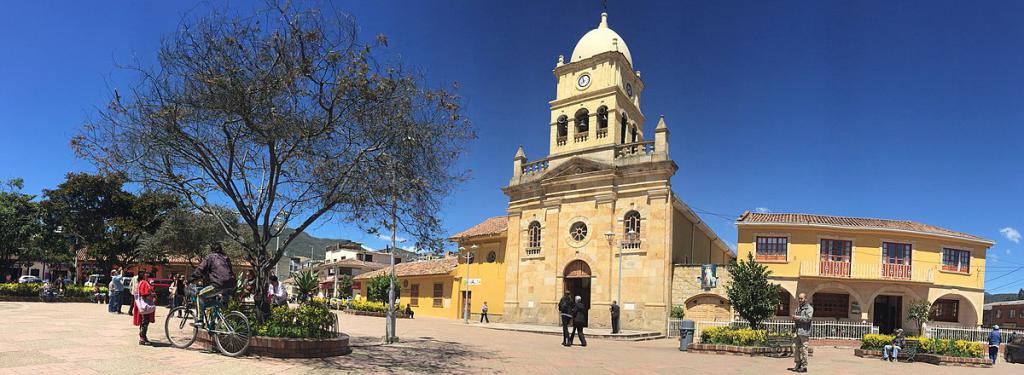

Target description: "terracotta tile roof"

left=450, top=216, right=508, bottom=240
left=736, top=212, right=992, bottom=243
left=353, top=258, right=457, bottom=280
left=315, top=258, right=385, bottom=271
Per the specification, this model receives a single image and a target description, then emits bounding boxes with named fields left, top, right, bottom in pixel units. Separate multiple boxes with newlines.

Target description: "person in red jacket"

left=133, top=270, right=156, bottom=345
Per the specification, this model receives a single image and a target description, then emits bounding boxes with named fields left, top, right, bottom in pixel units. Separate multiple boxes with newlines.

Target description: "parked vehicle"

left=18, top=275, right=42, bottom=284
left=1007, top=333, right=1023, bottom=364
left=84, top=274, right=107, bottom=287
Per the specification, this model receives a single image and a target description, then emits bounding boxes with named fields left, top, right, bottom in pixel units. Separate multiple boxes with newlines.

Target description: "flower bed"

left=342, top=299, right=410, bottom=318
left=688, top=343, right=813, bottom=357
left=701, top=326, right=794, bottom=346
left=0, top=283, right=107, bottom=297
left=854, top=349, right=991, bottom=367
left=860, top=334, right=984, bottom=358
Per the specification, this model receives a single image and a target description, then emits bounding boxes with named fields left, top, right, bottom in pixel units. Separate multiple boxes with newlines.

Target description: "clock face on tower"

left=577, top=74, right=591, bottom=89
left=625, top=82, right=633, bottom=97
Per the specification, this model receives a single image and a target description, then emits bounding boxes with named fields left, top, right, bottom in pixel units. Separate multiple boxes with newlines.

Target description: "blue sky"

left=2, top=1, right=1024, bottom=292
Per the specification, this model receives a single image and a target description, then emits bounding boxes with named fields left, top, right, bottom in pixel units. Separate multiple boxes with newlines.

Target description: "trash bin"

left=679, top=319, right=695, bottom=351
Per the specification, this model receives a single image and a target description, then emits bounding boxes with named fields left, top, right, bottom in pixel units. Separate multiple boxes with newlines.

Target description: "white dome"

left=570, top=13, right=633, bottom=65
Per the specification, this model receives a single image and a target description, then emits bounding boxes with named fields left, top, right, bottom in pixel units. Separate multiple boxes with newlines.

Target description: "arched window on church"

left=556, top=115, right=568, bottom=146
left=619, top=113, right=628, bottom=144
left=596, top=106, right=609, bottom=139
left=624, top=210, right=641, bottom=249
left=630, top=125, right=638, bottom=143
left=526, top=221, right=542, bottom=255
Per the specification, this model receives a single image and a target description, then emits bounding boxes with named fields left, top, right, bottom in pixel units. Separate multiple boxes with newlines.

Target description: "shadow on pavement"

left=294, top=336, right=498, bottom=373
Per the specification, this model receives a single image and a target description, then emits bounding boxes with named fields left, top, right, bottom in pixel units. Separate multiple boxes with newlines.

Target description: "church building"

left=452, top=13, right=734, bottom=333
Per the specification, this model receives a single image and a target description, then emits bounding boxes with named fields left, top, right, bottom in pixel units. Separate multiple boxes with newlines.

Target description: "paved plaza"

left=0, top=301, right=1019, bottom=374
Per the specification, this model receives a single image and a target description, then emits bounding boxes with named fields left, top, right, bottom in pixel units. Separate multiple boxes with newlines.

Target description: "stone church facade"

left=454, top=13, right=734, bottom=333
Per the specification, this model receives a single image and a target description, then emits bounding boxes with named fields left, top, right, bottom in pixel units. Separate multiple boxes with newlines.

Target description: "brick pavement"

left=0, top=301, right=1021, bottom=374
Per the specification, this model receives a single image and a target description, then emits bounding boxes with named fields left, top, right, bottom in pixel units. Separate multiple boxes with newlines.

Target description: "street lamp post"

left=460, top=244, right=478, bottom=324
left=604, top=231, right=619, bottom=305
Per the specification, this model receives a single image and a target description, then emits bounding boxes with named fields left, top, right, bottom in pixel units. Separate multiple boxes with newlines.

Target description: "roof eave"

left=735, top=222, right=995, bottom=246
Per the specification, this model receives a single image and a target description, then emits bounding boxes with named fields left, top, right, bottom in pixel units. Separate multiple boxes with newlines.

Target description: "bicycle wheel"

left=213, top=311, right=251, bottom=357
left=165, top=306, right=198, bottom=348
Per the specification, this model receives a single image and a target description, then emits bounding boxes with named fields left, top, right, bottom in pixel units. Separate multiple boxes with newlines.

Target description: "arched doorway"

left=563, top=260, right=592, bottom=326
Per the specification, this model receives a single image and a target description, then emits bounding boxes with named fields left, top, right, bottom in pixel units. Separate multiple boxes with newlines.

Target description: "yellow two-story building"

left=736, top=212, right=992, bottom=334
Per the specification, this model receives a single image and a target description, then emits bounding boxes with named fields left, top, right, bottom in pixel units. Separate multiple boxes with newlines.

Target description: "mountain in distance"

left=274, top=228, right=351, bottom=260
left=983, top=292, right=1021, bottom=304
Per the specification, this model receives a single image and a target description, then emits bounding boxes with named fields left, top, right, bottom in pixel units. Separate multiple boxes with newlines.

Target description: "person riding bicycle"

left=190, top=243, right=237, bottom=321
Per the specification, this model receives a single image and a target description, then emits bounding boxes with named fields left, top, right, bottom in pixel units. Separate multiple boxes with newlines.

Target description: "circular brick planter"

left=196, top=331, right=351, bottom=358
left=854, top=348, right=991, bottom=368
left=341, top=309, right=410, bottom=319
left=687, top=343, right=813, bottom=357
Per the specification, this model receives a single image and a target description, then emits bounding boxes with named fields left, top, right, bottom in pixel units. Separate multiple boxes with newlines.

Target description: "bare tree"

left=73, top=2, right=473, bottom=313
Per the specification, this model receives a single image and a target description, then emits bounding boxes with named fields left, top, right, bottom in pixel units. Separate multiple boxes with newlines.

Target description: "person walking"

left=568, top=296, right=588, bottom=347
left=558, top=291, right=573, bottom=347
left=480, top=302, right=490, bottom=323
left=610, top=301, right=621, bottom=334
left=883, top=329, right=905, bottom=362
left=133, top=270, right=156, bottom=345
left=788, top=292, right=813, bottom=373
left=989, top=325, right=1002, bottom=364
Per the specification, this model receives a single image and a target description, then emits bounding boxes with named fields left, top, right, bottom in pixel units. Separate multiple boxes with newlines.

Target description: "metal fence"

left=925, top=325, right=1024, bottom=343
left=670, top=318, right=876, bottom=342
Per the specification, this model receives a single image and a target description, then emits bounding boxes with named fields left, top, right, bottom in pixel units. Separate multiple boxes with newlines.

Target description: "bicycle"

left=164, top=285, right=252, bottom=357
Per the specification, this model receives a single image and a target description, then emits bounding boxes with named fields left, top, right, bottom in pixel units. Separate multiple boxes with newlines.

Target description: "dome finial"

left=600, top=12, right=608, bottom=28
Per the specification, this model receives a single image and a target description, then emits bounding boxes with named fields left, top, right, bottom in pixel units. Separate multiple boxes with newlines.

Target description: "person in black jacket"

left=568, top=296, right=588, bottom=347
left=558, top=291, right=573, bottom=347
left=610, top=300, right=621, bottom=334
left=191, top=243, right=237, bottom=320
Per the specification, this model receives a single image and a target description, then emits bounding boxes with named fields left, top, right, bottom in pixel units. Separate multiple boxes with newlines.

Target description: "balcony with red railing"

left=881, top=263, right=912, bottom=280
left=818, top=260, right=851, bottom=277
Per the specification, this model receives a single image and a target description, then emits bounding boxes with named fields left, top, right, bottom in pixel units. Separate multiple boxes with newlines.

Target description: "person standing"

left=480, top=302, right=490, bottom=323
left=989, top=325, right=1002, bottom=364
left=127, top=272, right=140, bottom=315
left=558, top=291, right=573, bottom=347
left=568, top=296, right=588, bottom=347
left=788, top=292, right=813, bottom=373
left=133, top=270, right=156, bottom=345
left=108, top=270, right=123, bottom=314
left=883, top=329, right=905, bottom=362
left=610, top=301, right=621, bottom=334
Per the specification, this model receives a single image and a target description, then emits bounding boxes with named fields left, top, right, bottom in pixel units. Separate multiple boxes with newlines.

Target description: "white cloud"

left=1007, top=249, right=1012, bottom=255
left=376, top=234, right=408, bottom=243
left=1000, top=227, right=1021, bottom=243
left=755, top=207, right=771, bottom=213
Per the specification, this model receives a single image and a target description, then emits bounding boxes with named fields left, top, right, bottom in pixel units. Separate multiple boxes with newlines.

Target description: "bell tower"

left=548, top=12, right=645, bottom=160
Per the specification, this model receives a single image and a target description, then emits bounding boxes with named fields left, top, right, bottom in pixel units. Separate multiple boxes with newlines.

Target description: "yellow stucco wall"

left=454, top=237, right=508, bottom=318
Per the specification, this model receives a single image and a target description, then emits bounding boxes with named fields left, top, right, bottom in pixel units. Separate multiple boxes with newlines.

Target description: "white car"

left=18, top=275, right=42, bottom=283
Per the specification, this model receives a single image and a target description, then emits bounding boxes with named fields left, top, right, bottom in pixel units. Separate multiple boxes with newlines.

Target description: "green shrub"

left=701, top=326, right=768, bottom=346
left=670, top=305, right=684, bottom=319
left=254, top=300, right=336, bottom=339
left=0, top=283, right=106, bottom=298
left=345, top=299, right=389, bottom=313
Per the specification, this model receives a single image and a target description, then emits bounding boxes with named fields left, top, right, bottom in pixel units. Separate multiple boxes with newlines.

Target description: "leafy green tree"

left=144, top=206, right=240, bottom=265
left=907, top=300, right=932, bottom=334
left=337, top=274, right=353, bottom=299
left=725, top=252, right=781, bottom=329
left=41, top=173, right=178, bottom=273
left=367, top=274, right=400, bottom=303
left=72, top=1, right=473, bottom=315
left=1018, top=288, right=1024, bottom=301
left=0, top=179, right=41, bottom=279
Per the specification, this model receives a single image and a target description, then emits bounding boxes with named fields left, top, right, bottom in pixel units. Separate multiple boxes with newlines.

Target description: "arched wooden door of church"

left=563, top=260, right=592, bottom=327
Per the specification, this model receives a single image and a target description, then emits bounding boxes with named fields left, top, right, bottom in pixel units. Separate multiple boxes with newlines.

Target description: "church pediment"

left=538, top=157, right=612, bottom=181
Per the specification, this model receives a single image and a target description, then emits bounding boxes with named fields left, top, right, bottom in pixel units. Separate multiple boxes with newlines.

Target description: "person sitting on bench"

left=883, top=329, right=906, bottom=362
